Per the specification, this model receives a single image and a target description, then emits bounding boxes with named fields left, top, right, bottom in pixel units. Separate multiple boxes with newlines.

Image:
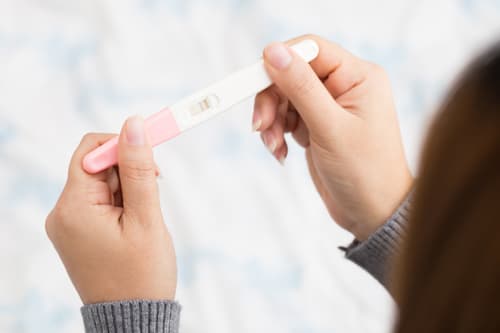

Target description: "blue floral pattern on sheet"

left=1, top=1, right=499, bottom=332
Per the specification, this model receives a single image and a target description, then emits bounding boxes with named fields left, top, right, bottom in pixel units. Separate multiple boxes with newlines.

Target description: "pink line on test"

left=82, top=108, right=181, bottom=174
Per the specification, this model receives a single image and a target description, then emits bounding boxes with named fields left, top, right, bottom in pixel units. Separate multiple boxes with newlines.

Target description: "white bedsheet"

left=1, top=1, right=499, bottom=332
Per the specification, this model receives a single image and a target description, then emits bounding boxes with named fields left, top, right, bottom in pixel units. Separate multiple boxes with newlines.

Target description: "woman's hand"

left=46, top=116, right=176, bottom=304
left=254, top=35, right=413, bottom=240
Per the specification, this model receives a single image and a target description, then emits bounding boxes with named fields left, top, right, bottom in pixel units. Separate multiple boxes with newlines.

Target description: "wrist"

left=343, top=192, right=413, bottom=286
left=355, top=175, right=414, bottom=241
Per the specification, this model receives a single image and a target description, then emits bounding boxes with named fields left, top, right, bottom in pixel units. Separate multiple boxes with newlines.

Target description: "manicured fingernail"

left=276, top=150, right=287, bottom=166
left=252, top=118, right=262, bottom=132
left=264, top=135, right=277, bottom=153
left=126, top=116, right=145, bottom=146
left=265, top=43, right=292, bottom=70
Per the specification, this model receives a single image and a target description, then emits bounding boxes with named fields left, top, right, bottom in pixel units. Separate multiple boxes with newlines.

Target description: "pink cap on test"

left=83, top=108, right=181, bottom=174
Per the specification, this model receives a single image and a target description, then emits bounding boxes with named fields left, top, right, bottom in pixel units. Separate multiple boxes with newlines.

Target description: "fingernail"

left=263, top=134, right=277, bottom=153
left=269, top=141, right=277, bottom=153
left=252, top=118, right=262, bottom=132
left=265, top=43, right=292, bottom=70
left=126, top=116, right=145, bottom=146
left=276, top=150, right=287, bottom=166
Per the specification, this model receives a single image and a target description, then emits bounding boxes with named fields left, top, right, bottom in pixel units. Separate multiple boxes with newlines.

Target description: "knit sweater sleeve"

left=81, top=300, right=181, bottom=333
left=343, top=193, right=413, bottom=289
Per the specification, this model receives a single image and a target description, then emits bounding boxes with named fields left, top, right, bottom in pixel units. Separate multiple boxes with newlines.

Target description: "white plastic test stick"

left=83, top=40, right=320, bottom=173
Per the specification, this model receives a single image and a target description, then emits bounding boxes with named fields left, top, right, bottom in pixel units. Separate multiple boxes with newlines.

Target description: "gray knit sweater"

left=81, top=195, right=412, bottom=332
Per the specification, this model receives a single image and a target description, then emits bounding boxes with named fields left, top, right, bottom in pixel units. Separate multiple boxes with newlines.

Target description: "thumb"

left=118, top=116, right=160, bottom=221
left=263, top=42, right=346, bottom=137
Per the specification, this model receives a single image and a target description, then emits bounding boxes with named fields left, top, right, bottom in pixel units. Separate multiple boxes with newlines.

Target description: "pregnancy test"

left=83, top=39, right=319, bottom=173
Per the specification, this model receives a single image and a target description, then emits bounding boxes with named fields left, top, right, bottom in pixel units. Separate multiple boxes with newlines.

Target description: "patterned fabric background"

left=1, top=1, right=499, bottom=332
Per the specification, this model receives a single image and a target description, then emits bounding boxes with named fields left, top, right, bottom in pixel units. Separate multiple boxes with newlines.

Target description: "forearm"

left=81, top=300, right=181, bottom=333
left=343, top=192, right=413, bottom=290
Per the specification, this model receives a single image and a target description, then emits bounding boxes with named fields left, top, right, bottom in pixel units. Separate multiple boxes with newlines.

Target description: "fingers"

left=274, top=141, right=288, bottom=165
left=107, top=167, right=121, bottom=194
left=253, top=35, right=369, bottom=162
left=117, top=116, right=160, bottom=222
left=252, top=87, right=280, bottom=131
left=263, top=41, right=346, bottom=140
left=106, top=166, right=121, bottom=206
left=261, top=92, right=288, bottom=153
left=254, top=89, right=309, bottom=162
left=68, top=133, right=117, bottom=185
left=284, top=34, right=368, bottom=99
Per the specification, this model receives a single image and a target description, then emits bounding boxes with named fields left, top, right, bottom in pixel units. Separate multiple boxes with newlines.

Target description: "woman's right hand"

left=46, top=117, right=177, bottom=305
left=254, top=35, right=413, bottom=240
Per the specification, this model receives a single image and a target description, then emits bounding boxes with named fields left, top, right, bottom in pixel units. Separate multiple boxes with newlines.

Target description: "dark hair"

left=393, top=41, right=500, bottom=332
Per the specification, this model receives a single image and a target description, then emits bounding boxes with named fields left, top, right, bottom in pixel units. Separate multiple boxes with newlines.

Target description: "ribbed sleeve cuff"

left=81, top=300, right=181, bottom=333
left=343, top=192, right=413, bottom=288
